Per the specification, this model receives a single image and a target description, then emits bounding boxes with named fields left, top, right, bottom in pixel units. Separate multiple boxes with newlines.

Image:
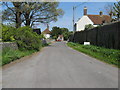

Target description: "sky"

left=1, top=1, right=118, bottom=31
left=39, top=2, right=116, bottom=31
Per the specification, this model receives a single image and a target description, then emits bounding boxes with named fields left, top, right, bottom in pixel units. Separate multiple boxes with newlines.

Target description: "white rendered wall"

left=76, top=16, right=94, bottom=31
left=44, top=34, right=51, bottom=39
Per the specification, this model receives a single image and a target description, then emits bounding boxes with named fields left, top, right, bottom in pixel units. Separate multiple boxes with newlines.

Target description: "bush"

left=14, top=26, right=42, bottom=51
left=84, top=24, right=94, bottom=30
left=2, top=25, right=16, bottom=42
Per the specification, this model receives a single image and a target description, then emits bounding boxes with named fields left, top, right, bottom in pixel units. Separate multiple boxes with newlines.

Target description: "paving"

left=2, top=42, right=118, bottom=88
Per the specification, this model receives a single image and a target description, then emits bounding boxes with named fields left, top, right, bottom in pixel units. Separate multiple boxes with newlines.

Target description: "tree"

left=104, top=4, right=115, bottom=16
left=113, top=1, right=120, bottom=21
left=51, top=26, right=62, bottom=39
left=61, top=28, right=69, bottom=40
left=2, top=2, right=23, bottom=28
left=2, top=2, right=64, bottom=28
left=104, top=2, right=120, bottom=21
left=51, top=26, right=71, bottom=40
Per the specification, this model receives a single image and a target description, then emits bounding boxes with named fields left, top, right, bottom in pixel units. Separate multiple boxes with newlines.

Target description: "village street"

left=2, top=42, right=118, bottom=88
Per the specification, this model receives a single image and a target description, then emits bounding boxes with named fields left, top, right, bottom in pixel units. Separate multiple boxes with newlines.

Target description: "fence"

left=69, top=21, right=120, bottom=49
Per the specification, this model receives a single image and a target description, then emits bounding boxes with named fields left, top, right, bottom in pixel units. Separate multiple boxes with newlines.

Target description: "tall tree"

left=104, top=2, right=120, bottom=21
left=12, top=2, right=23, bottom=28
left=104, top=4, right=114, bottom=15
left=2, top=2, right=23, bottom=28
left=51, top=26, right=62, bottom=39
left=113, top=1, right=120, bottom=21
left=22, top=2, right=64, bottom=27
left=2, top=2, right=64, bottom=28
left=51, top=26, right=70, bottom=40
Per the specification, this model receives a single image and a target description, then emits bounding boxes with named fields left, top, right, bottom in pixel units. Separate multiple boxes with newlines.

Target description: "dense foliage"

left=2, top=25, right=16, bottom=42
left=14, top=26, right=42, bottom=51
left=51, top=26, right=72, bottom=40
left=2, top=25, right=45, bottom=65
left=2, top=25, right=42, bottom=51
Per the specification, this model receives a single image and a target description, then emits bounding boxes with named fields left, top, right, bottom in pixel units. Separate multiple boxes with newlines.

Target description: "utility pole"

left=73, top=6, right=75, bottom=33
left=72, top=2, right=87, bottom=33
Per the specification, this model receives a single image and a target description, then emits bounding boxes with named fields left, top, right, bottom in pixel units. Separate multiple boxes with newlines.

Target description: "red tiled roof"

left=87, top=15, right=111, bottom=25
left=42, top=28, right=51, bottom=34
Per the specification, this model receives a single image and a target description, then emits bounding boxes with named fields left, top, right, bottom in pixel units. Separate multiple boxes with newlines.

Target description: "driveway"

left=2, top=42, right=118, bottom=88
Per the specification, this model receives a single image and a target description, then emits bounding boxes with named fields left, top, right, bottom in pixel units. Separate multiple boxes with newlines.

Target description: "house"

left=75, top=6, right=111, bottom=31
left=57, top=35, right=64, bottom=41
left=42, top=24, right=51, bottom=39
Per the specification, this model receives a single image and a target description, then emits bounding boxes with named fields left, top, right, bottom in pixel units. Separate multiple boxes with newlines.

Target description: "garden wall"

left=1, top=42, right=18, bottom=50
left=70, top=21, right=120, bottom=49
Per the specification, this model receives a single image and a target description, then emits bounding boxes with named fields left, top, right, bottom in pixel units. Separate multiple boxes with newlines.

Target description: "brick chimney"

left=84, top=6, right=87, bottom=15
left=99, top=11, right=103, bottom=16
left=109, top=11, right=112, bottom=18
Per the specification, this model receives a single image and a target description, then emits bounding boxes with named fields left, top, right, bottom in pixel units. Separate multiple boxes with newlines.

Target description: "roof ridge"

left=87, top=14, right=110, bottom=16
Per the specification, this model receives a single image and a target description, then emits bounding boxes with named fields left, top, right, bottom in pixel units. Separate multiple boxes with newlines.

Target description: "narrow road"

left=3, top=42, right=118, bottom=88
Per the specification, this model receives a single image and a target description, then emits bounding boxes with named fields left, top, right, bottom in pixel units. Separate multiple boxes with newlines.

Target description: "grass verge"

left=2, top=48, right=37, bottom=66
left=67, top=42, right=120, bottom=68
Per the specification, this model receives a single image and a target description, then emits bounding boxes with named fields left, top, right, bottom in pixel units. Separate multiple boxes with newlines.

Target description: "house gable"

left=76, top=15, right=94, bottom=31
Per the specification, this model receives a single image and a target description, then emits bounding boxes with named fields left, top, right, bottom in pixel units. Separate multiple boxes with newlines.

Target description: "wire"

left=75, top=2, right=87, bottom=8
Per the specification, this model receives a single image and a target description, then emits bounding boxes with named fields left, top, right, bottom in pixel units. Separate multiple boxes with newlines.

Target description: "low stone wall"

left=0, top=42, right=18, bottom=50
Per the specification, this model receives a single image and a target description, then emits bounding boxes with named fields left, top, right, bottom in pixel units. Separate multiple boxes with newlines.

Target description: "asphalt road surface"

left=2, top=42, right=118, bottom=88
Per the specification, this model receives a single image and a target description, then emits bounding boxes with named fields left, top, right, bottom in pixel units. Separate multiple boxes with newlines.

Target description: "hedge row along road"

left=3, top=42, right=118, bottom=88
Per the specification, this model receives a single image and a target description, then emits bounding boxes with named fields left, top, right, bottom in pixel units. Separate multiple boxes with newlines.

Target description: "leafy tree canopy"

left=2, top=2, right=64, bottom=28
left=51, top=26, right=72, bottom=40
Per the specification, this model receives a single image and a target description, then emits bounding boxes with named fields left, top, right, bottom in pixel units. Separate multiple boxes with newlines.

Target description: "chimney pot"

left=99, top=11, right=103, bottom=16
left=109, top=11, right=112, bottom=18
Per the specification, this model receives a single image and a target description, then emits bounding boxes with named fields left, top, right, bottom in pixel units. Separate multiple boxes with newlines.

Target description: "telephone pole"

left=72, top=2, right=86, bottom=33
left=73, top=6, right=75, bottom=33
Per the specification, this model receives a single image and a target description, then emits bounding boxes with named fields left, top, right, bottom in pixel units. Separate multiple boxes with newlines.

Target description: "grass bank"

left=67, top=42, right=120, bottom=68
left=2, top=42, right=50, bottom=66
left=2, top=48, right=37, bottom=66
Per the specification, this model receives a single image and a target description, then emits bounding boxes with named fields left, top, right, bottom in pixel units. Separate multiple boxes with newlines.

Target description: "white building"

left=57, top=35, right=64, bottom=41
left=42, top=24, right=51, bottom=39
left=75, top=6, right=111, bottom=31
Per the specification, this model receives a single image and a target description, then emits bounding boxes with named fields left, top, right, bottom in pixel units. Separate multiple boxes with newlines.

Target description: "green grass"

left=2, top=48, right=37, bottom=66
left=67, top=42, right=120, bottom=68
left=1, top=41, right=50, bottom=66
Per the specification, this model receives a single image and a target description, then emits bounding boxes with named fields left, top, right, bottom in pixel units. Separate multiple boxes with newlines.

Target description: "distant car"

left=56, top=39, right=62, bottom=42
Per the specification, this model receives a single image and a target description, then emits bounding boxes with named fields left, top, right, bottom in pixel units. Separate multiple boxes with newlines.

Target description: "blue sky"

left=47, top=2, right=116, bottom=31
left=2, top=1, right=118, bottom=31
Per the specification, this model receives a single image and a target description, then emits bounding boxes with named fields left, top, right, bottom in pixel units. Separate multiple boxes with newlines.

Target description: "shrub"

left=84, top=24, right=94, bottom=30
left=2, top=25, right=16, bottom=42
left=14, top=26, right=42, bottom=51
